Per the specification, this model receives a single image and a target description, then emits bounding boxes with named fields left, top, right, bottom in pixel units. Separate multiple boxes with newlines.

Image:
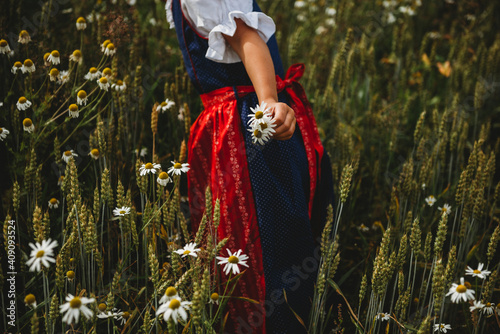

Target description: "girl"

left=166, top=1, right=333, bottom=332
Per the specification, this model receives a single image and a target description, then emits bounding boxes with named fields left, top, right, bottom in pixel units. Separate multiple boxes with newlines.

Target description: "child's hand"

left=265, top=101, right=296, bottom=140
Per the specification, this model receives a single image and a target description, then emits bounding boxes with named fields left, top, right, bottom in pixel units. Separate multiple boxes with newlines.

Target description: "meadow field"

left=0, top=0, right=499, bottom=333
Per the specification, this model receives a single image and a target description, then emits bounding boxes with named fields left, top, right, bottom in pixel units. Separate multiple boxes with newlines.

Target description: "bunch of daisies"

left=248, top=102, right=276, bottom=145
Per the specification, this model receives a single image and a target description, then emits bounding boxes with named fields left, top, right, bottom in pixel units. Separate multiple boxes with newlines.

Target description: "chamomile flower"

left=112, top=80, right=126, bottom=92
left=43, top=53, right=51, bottom=66
left=465, top=263, right=491, bottom=279
left=156, top=298, right=191, bottom=324
left=49, top=68, right=59, bottom=81
left=26, top=238, right=58, bottom=272
left=425, top=195, right=436, bottom=206
left=167, top=161, right=190, bottom=176
left=174, top=242, right=201, bottom=258
left=68, top=104, right=79, bottom=118
left=18, top=30, right=31, bottom=44
left=47, top=50, right=60, bottom=65
left=294, top=1, right=306, bottom=9
left=21, top=59, right=36, bottom=73
left=89, top=148, right=99, bottom=160
left=48, top=198, right=59, bottom=209
left=100, top=40, right=111, bottom=52
left=23, top=118, right=35, bottom=133
left=139, top=162, right=161, bottom=176
left=69, top=49, right=82, bottom=63
left=97, top=308, right=124, bottom=322
left=59, top=294, right=95, bottom=324
left=0, top=127, right=10, bottom=141
left=433, top=323, right=451, bottom=333
left=376, top=313, right=390, bottom=321
left=113, top=206, right=131, bottom=217
left=76, top=17, right=87, bottom=30
left=66, top=270, right=75, bottom=281
left=102, top=67, right=113, bottom=79
left=84, top=67, right=101, bottom=81
left=17, top=96, right=32, bottom=110
left=250, top=119, right=275, bottom=145
left=399, top=6, right=416, bottom=16
left=77, top=90, right=88, bottom=105
left=209, top=293, right=219, bottom=305
left=157, top=99, right=175, bottom=113
left=62, top=150, right=78, bottom=163
left=157, top=171, right=172, bottom=186
left=481, top=302, right=495, bottom=316
left=58, top=175, right=65, bottom=187
left=0, top=39, right=11, bottom=54
left=446, top=277, right=475, bottom=303
left=326, top=7, right=337, bottom=16
left=358, top=224, right=370, bottom=232
left=469, top=300, right=484, bottom=312
left=438, top=203, right=452, bottom=215
left=58, top=70, right=70, bottom=85
left=247, top=102, right=272, bottom=128
left=98, top=77, right=110, bottom=91
left=25, top=294, right=37, bottom=308
left=104, top=43, right=116, bottom=56
left=216, top=249, right=249, bottom=275
left=12, top=61, right=23, bottom=74
left=159, top=287, right=180, bottom=304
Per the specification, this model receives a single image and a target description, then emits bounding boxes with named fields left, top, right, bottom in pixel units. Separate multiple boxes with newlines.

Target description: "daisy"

left=48, top=198, right=59, bottom=209
left=326, top=7, right=337, bottom=16
left=23, top=118, right=35, bottom=133
left=26, top=238, right=58, bottom=272
left=21, top=59, right=36, bottom=73
left=100, top=40, right=111, bottom=53
left=481, top=302, right=495, bottom=316
left=167, top=161, right=190, bottom=176
left=209, top=293, right=219, bottom=305
left=18, top=30, right=31, bottom=44
left=0, top=39, right=11, bottom=54
left=358, top=224, right=370, bottom=232
left=112, top=80, right=126, bottom=92
left=68, top=104, right=79, bottom=118
left=376, top=313, right=390, bottom=321
left=66, top=270, right=75, bottom=281
left=174, top=242, right=201, bottom=258
left=438, top=203, right=452, bottom=215
left=465, top=263, right=491, bottom=279
left=49, top=68, right=59, bottom=81
left=134, top=147, right=148, bottom=157
left=216, top=249, right=249, bottom=275
left=157, top=99, right=176, bottom=113
left=113, top=206, right=131, bottom=217
left=156, top=297, right=191, bottom=324
left=104, top=43, right=116, bottom=56
left=446, top=277, right=475, bottom=303
left=294, top=1, right=306, bottom=9
left=25, top=294, right=37, bottom=308
left=12, top=61, right=23, bottom=74
left=59, top=294, right=95, bottom=324
left=247, top=102, right=272, bottom=128
left=76, top=17, right=87, bottom=30
left=89, top=148, right=99, bottom=160
left=77, top=90, right=88, bottom=105
left=98, top=77, right=110, bottom=91
left=62, top=150, right=78, bottom=163
left=97, top=308, right=126, bottom=324
left=58, top=175, right=65, bottom=187
left=159, top=287, right=180, bottom=304
left=84, top=67, right=102, bottom=81
left=47, top=50, right=60, bottom=65
left=139, top=162, right=161, bottom=176
left=102, top=67, right=113, bottom=79
left=469, top=300, right=484, bottom=312
left=58, top=70, right=70, bottom=85
left=69, top=50, right=82, bottom=63
left=157, top=171, right=172, bottom=186
left=425, top=195, right=436, bottom=206
left=434, top=323, right=451, bottom=333
left=43, top=53, right=51, bottom=66
left=250, top=119, right=275, bottom=145
left=17, top=96, right=32, bottom=110
left=0, top=127, right=10, bottom=141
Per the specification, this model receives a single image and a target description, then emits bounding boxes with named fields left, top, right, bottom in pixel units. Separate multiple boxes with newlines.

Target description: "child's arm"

left=224, top=19, right=296, bottom=141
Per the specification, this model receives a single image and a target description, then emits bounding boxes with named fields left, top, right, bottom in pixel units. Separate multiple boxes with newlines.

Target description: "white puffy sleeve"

left=167, top=0, right=276, bottom=63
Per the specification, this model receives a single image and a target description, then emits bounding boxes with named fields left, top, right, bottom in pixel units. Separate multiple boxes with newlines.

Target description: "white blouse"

left=165, top=0, right=276, bottom=63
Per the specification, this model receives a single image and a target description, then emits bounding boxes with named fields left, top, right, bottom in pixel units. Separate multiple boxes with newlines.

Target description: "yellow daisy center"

left=0, top=128, right=3, bottom=134
left=161, top=101, right=167, bottom=107
left=77, top=17, right=86, bottom=23
left=0, top=39, right=7, bottom=47
left=91, top=148, right=99, bottom=156
left=253, top=129, right=262, bottom=138
left=69, top=257, right=74, bottom=264
left=169, top=299, right=181, bottom=309
left=183, top=250, right=191, bottom=255
left=99, top=77, right=108, bottom=84
left=102, top=40, right=111, bottom=48
left=145, top=162, right=154, bottom=169
left=20, top=30, right=29, bottom=37
left=23, top=118, right=33, bottom=127
left=103, top=68, right=112, bottom=76
left=51, top=50, right=59, bottom=57
left=122, top=311, right=130, bottom=319
left=50, top=68, right=59, bottom=76
left=69, top=297, right=82, bottom=308
left=67, top=270, right=75, bottom=279
left=473, top=269, right=481, bottom=274
left=89, top=67, right=98, bottom=74
left=456, top=284, right=467, bottom=293
left=485, top=302, right=491, bottom=307
left=19, top=96, right=27, bottom=104
left=464, top=281, right=472, bottom=289
left=98, top=303, right=107, bottom=312
left=36, top=250, right=45, bottom=258
left=44, top=53, right=50, bottom=61
left=106, top=43, right=115, bottom=51
left=14, top=61, right=22, bottom=68
left=174, top=162, right=182, bottom=169
left=119, top=210, right=126, bottom=214
left=69, top=104, right=78, bottom=112
left=210, top=293, right=219, bottom=301
left=24, top=59, right=33, bottom=67
left=260, top=123, right=268, bottom=130
left=159, top=172, right=168, bottom=179
left=166, top=287, right=177, bottom=297
left=64, top=150, right=72, bottom=156
left=49, top=198, right=58, bottom=204
left=25, top=294, right=36, bottom=305
left=73, top=50, right=82, bottom=58
left=77, top=90, right=87, bottom=98
left=255, top=111, right=264, bottom=119
left=228, top=256, right=239, bottom=264
left=116, top=80, right=123, bottom=86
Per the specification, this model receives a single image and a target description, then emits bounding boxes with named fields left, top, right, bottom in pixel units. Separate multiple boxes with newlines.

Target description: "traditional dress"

left=166, top=1, right=333, bottom=333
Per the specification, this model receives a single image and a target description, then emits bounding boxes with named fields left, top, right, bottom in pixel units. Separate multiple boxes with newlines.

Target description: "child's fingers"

left=273, top=106, right=296, bottom=140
